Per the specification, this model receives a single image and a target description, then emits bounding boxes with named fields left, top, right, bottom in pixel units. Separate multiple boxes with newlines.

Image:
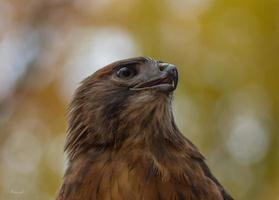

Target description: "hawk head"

left=65, top=57, right=179, bottom=160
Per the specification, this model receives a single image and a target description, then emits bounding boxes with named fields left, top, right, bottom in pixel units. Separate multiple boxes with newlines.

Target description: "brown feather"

left=55, top=57, right=233, bottom=200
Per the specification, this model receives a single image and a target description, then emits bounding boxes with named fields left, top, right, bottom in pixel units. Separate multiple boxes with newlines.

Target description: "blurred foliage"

left=0, top=0, right=278, bottom=199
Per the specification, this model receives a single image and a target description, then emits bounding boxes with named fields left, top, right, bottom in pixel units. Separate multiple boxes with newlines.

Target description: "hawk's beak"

left=131, top=64, right=178, bottom=92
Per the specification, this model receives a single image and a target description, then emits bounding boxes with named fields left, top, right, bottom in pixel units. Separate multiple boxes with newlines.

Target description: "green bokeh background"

left=0, top=0, right=278, bottom=199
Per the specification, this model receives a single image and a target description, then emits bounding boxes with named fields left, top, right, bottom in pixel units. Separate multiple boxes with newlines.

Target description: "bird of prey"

left=56, top=57, right=233, bottom=200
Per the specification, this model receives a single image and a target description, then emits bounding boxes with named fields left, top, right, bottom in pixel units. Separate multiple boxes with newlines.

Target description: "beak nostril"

left=170, top=68, right=177, bottom=75
left=158, top=63, right=177, bottom=79
left=166, top=66, right=177, bottom=75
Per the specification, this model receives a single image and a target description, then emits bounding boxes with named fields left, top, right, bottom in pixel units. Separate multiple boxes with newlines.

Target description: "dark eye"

left=116, top=67, right=137, bottom=79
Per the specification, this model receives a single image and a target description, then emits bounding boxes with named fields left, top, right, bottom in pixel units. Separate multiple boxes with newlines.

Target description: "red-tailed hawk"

left=56, top=57, right=233, bottom=200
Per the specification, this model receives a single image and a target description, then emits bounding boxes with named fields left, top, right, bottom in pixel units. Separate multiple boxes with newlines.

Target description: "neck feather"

left=65, top=91, right=185, bottom=161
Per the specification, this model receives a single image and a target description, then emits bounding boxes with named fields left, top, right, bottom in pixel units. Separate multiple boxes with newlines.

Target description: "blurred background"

left=0, top=0, right=278, bottom=199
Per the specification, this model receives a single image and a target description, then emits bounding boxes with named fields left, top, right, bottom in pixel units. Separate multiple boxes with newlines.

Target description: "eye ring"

left=159, top=65, right=165, bottom=72
left=116, top=67, right=137, bottom=79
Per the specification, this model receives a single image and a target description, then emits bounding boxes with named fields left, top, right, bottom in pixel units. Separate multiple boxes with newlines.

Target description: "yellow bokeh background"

left=0, top=0, right=278, bottom=199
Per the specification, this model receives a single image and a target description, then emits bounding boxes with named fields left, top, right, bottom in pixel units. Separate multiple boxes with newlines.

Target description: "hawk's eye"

left=116, top=67, right=137, bottom=79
